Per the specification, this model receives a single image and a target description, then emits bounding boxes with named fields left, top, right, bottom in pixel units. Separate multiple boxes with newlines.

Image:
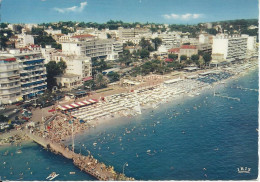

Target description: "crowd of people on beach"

left=40, top=59, right=258, bottom=144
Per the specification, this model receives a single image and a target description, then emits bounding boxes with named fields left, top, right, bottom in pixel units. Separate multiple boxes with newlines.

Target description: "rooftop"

left=168, top=48, right=180, bottom=53
left=71, top=34, right=95, bottom=39
left=180, top=45, right=197, bottom=49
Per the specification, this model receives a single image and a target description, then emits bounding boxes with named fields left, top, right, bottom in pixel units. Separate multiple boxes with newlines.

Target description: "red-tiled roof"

left=71, top=34, right=95, bottom=39
left=180, top=45, right=197, bottom=49
left=165, top=58, right=173, bottom=62
left=30, top=44, right=40, bottom=48
left=168, top=48, right=180, bottom=53
left=83, top=76, right=93, bottom=81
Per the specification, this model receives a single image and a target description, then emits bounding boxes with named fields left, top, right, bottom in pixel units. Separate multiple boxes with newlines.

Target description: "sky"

left=1, top=0, right=259, bottom=24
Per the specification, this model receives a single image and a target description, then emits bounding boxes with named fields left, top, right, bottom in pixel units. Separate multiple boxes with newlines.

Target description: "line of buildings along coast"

left=0, top=23, right=258, bottom=105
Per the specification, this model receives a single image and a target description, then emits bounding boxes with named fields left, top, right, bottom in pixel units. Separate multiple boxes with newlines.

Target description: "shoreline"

left=62, top=60, right=258, bottom=144
left=0, top=59, right=258, bottom=148
left=0, top=60, right=257, bottom=181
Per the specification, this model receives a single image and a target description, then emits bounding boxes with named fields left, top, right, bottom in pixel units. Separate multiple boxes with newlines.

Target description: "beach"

left=1, top=59, right=257, bottom=146
left=0, top=59, right=258, bottom=181
left=36, top=58, right=258, bottom=145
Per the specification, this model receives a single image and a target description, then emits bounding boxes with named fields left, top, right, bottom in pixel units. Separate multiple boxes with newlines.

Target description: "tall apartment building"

left=156, top=32, right=181, bottom=50
left=62, top=39, right=123, bottom=61
left=118, top=27, right=149, bottom=38
left=41, top=45, right=58, bottom=64
left=0, top=56, right=22, bottom=104
left=9, top=46, right=47, bottom=100
left=241, top=34, right=258, bottom=58
left=212, top=34, right=248, bottom=64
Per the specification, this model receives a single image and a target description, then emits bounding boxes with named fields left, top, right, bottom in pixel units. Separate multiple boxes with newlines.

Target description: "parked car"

left=0, top=107, right=5, bottom=111
left=13, top=109, right=19, bottom=113
left=41, top=101, right=55, bottom=108
left=15, top=102, right=23, bottom=106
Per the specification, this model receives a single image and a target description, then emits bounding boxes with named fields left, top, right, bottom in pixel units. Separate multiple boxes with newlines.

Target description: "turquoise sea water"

left=0, top=68, right=258, bottom=181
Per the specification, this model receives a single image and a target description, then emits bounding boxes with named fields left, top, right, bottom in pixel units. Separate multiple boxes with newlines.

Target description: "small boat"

left=49, top=173, right=59, bottom=181
left=93, top=143, right=97, bottom=146
left=3, top=151, right=9, bottom=156
left=69, top=172, right=75, bottom=174
left=46, top=172, right=59, bottom=180
left=16, top=150, right=22, bottom=154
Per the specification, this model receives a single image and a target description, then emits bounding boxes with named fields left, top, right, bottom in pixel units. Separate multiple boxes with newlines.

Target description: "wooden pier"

left=24, top=129, right=134, bottom=181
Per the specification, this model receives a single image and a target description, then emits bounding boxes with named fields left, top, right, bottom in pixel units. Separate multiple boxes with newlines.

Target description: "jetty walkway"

left=24, top=129, right=134, bottom=181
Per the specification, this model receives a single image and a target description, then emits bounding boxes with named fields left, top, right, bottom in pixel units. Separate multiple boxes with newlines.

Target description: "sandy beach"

left=34, top=58, right=258, bottom=145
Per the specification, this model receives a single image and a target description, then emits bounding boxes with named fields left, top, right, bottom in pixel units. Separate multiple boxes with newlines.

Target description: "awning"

left=48, top=109, right=56, bottom=112
left=57, top=99, right=98, bottom=111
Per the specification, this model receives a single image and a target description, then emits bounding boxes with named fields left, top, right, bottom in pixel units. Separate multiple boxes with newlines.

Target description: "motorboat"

left=46, top=172, right=59, bottom=180
left=16, top=150, right=22, bottom=154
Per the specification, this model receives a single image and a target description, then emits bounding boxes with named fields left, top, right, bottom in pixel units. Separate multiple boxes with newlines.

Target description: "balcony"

left=0, top=90, right=21, bottom=96
left=0, top=67, right=20, bottom=73
left=19, top=56, right=43, bottom=62
left=0, top=84, right=21, bottom=89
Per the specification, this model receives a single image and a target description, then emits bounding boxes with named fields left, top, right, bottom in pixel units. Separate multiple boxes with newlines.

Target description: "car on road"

left=0, top=107, right=5, bottom=110
left=13, top=109, right=19, bottom=113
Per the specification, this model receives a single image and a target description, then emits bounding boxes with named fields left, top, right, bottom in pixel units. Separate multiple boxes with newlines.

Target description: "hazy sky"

left=2, top=0, right=259, bottom=24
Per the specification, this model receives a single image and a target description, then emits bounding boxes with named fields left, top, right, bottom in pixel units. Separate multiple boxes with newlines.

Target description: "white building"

left=64, top=56, right=92, bottom=79
left=0, top=56, right=22, bottom=104
left=198, top=33, right=213, bottom=54
left=241, top=34, right=258, bottom=58
left=118, top=27, right=144, bottom=39
left=24, top=24, right=38, bottom=32
left=55, top=73, right=82, bottom=90
left=58, top=33, right=74, bottom=43
left=199, top=34, right=210, bottom=44
left=154, top=32, right=181, bottom=50
left=44, top=28, right=62, bottom=35
left=9, top=46, right=47, bottom=100
left=181, top=36, right=198, bottom=46
left=41, top=45, right=58, bottom=64
left=62, top=39, right=123, bottom=60
left=0, top=45, right=47, bottom=103
left=62, top=42, right=85, bottom=56
left=10, top=34, right=35, bottom=48
left=212, top=34, right=248, bottom=64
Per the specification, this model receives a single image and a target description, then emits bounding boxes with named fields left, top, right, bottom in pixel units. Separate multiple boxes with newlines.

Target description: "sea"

left=0, top=68, right=258, bottom=181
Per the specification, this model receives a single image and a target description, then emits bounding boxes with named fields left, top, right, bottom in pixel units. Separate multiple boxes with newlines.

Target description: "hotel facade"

left=0, top=46, right=47, bottom=104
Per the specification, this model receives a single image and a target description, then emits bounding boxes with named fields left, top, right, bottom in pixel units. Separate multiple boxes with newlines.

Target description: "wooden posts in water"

left=24, top=130, right=134, bottom=181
